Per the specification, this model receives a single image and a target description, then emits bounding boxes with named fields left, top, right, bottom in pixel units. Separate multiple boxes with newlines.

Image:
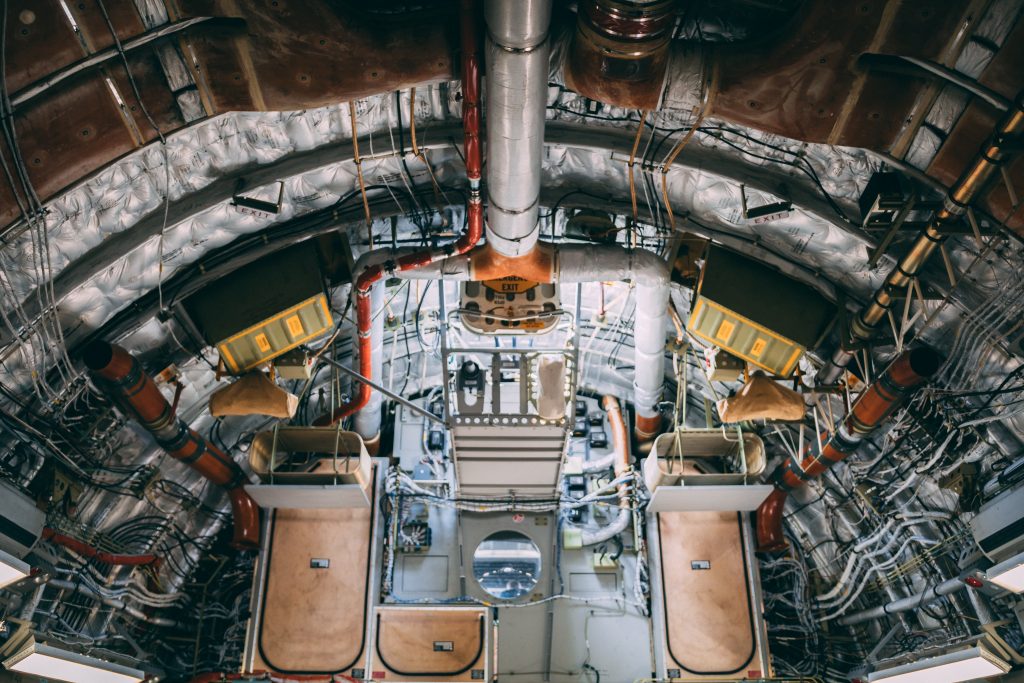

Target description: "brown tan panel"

left=257, top=500, right=374, bottom=674
left=714, top=2, right=885, bottom=143
left=65, top=0, right=146, bottom=51
left=12, top=75, right=138, bottom=205
left=374, top=609, right=486, bottom=681
left=5, top=0, right=86, bottom=93
left=979, top=13, right=1024, bottom=101
left=0, top=143, right=26, bottom=228
left=832, top=0, right=968, bottom=149
left=177, top=0, right=454, bottom=113
left=658, top=511, right=756, bottom=678
left=105, top=52, right=188, bottom=141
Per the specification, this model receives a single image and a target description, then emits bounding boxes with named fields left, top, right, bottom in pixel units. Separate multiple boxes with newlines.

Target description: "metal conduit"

left=818, top=92, right=1024, bottom=384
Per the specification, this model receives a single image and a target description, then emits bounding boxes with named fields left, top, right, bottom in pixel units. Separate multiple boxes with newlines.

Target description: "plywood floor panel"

left=257, top=500, right=373, bottom=673
left=658, top=510, right=755, bottom=677
left=374, top=608, right=486, bottom=680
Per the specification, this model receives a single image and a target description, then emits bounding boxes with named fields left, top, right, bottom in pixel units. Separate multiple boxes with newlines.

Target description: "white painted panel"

left=244, top=484, right=370, bottom=509
left=647, top=484, right=774, bottom=513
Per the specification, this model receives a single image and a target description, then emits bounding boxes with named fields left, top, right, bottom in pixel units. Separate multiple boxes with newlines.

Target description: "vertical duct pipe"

left=83, top=342, right=260, bottom=550
left=483, top=0, right=552, bottom=258
left=315, top=0, right=484, bottom=427
left=818, top=92, right=1024, bottom=384
left=757, top=347, right=942, bottom=553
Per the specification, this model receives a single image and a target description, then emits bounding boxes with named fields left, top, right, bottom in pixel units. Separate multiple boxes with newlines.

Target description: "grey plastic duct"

left=483, top=0, right=552, bottom=257
left=837, top=577, right=966, bottom=626
left=353, top=282, right=384, bottom=443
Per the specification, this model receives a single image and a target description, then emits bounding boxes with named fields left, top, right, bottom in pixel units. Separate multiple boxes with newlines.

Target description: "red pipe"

left=83, top=342, right=260, bottom=550
left=755, top=347, right=941, bottom=553
left=315, top=0, right=484, bottom=427
left=42, top=528, right=161, bottom=567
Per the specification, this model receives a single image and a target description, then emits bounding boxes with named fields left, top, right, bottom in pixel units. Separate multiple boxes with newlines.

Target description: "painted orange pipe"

left=316, top=0, right=484, bottom=427
left=42, top=528, right=161, bottom=567
left=83, top=342, right=260, bottom=550
left=756, top=347, right=941, bottom=553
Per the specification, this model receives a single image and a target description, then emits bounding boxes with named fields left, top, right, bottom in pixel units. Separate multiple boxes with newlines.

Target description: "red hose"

left=84, top=342, right=260, bottom=550
left=42, top=528, right=161, bottom=567
left=755, top=347, right=941, bottom=553
left=316, top=0, right=484, bottom=427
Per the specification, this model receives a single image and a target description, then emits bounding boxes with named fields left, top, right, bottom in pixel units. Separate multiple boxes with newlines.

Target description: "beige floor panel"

left=372, top=608, right=486, bottom=681
left=256, top=501, right=374, bottom=673
left=659, top=510, right=756, bottom=678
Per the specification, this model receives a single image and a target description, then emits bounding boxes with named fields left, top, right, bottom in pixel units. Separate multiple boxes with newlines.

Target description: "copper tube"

left=83, top=342, right=260, bottom=550
left=634, top=412, right=662, bottom=441
left=566, top=0, right=679, bottom=109
left=602, top=395, right=630, bottom=477
left=820, top=91, right=1024, bottom=382
left=41, top=528, right=161, bottom=567
left=315, top=0, right=484, bottom=427
left=469, top=242, right=555, bottom=283
left=757, top=347, right=941, bottom=553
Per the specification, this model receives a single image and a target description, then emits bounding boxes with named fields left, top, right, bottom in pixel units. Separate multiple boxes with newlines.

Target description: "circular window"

left=472, top=531, right=542, bottom=600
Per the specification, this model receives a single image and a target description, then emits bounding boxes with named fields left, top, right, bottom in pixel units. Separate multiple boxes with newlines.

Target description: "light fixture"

left=3, top=640, right=145, bottom=683
left=0, top=546, right=30, bottom=589
left=867, top=644, right=1010, bottom=683
left=983, top=549, right=1024, bottom=593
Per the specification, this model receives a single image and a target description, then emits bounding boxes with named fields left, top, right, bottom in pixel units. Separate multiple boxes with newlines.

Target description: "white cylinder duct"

left=558, top=246, right=670, bottom=428
left=483, top=0, right=552, bottom=257
left=353, top=281, right=384, bottom=444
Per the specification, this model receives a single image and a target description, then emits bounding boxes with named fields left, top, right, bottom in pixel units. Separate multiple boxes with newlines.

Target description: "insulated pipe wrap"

left=756, top=347, right=941, bottom=553
left=484, top=0, right=552, bottom=257
left=83, top=342, right=260, bottom=550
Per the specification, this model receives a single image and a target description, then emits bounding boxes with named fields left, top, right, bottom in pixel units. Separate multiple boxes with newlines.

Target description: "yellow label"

left=255, top=333, right=271, bottom=353
left=482, top=276, right=538, bottom=294
left=286, top=315, right=304, bottom=337
left=750, top=338, right=767, bottom=357
left=715, top=319, right=735, bottom=342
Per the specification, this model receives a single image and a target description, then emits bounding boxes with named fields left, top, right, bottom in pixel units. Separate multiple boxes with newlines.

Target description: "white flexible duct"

left=576, top=396, right=632, bottom=547
left=483, top=0, right=552, bottom=257
left=353, top=281, right=384, bottom=443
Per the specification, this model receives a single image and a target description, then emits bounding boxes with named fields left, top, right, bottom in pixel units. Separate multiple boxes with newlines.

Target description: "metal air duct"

left=483, top=0, right=552, bottom=258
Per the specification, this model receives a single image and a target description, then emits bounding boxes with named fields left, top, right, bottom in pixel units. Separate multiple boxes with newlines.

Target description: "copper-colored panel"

left=11, top=75, right=137, bottom=204
left=66, top=0, right=145, bottom=51
left=714, top=2, right=885, bottom=143
left=4, top=1, right=85, bottom=93
left=374, top=609, right=485, bottom=680
left=177, top=0, right=454, bottom=112
left=979, top=14, right=1024, bottom=100
left=658, top=511, right=755, bottom=677
left=833, top=1, right=965, bottom=148
left=105, top=54, right=187, bottom=141
left=257, top=503, right=374, bottom=673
